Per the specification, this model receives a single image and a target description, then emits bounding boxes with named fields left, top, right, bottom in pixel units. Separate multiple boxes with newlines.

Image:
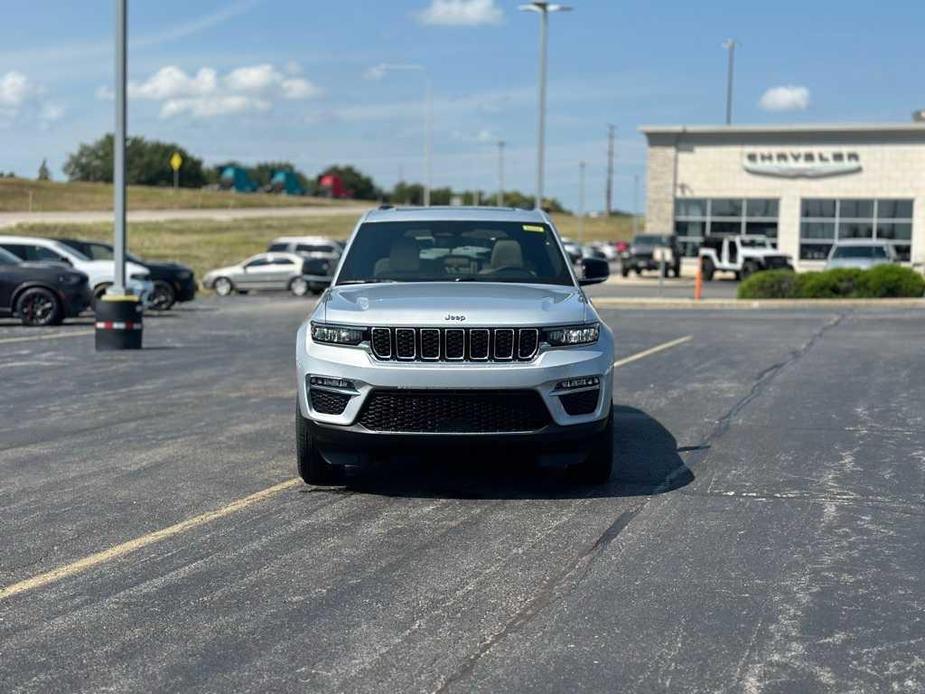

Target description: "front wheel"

left=17, top=287, right=63, bottom=326
left=150, top=281, right=176, bottom=310
left=740, top=260, right=759, bottom=280
left=289, top=276, right=310, bottom=297
left=213, top=277, right=234, bottom=296
left=700, top=257, right=715, bottom=281
left=572, top=407, right=614, bottom=484
left=296, top=407, right=339, bottom=485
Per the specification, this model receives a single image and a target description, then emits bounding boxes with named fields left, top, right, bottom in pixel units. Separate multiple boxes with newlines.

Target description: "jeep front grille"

left=358, top=389, right=551, bottom=433
left=369, top=327, right=540, bottom=362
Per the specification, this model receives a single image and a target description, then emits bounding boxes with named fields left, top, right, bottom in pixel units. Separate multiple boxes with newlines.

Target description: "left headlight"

left=543, top=323, right=600, bottom=347
left=311, top=322, right=367, bottom=346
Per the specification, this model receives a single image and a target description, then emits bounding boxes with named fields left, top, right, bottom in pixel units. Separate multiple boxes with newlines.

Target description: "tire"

left=16, top=287, right=63, bottom=327
left=150, top=281, right=176, bottom=310
left=289, top=276, right=310, bottom=297
left=672, top=264, right=681, bottom=278
left=572, top=406, right=614, bottom=484
left=296, top=406, right=339, bottom=485
left=634, top=267, right=643, bottom=276
left=741, top=260, right=759, bottom=280
left=620, top=266, right=629, bottom=278
left=213, top=277, right=234, bottom=296
left=701, top=257, right=715, bottom=281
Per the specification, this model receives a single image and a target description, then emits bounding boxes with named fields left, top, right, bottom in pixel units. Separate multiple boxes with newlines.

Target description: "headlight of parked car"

left=543, top=323, right=600, bottom=346
left=310, top=322, right=367, bottom=346
left=131, top=272, right=150, bottom=281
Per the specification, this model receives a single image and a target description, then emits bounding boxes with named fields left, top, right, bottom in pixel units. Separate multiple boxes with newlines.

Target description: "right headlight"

left=543, top=323, right=600, bottom=347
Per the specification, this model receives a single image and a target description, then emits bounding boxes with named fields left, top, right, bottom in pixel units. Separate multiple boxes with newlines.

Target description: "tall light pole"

left=520, top=2, right=572, bottom=209
left=111, top=0, right=128, bottom=295
left=368, top=63, right=432, bottom=206
left=496, top=140, right=505, bottom=206
left=722, top=39, right=739, bottom=125
left=578, top=160, right=586, bottom=242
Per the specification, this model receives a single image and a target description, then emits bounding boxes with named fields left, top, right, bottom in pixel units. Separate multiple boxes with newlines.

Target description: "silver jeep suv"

left=295, top=207, right=614, bottom=484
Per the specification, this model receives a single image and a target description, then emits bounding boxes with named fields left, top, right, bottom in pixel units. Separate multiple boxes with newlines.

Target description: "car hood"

left=318, top=282, right=591, bottom=327
left=18, top=261, right=72, bottom=271
left=826, top=258, right=889, bottom=270
left=143, top=260, right=192, bottom=272
left=203, top=264, right=239, bottom=279
left=79, top=259, right=149, bottom=276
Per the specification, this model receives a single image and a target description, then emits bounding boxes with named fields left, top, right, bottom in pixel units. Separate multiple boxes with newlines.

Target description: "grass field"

left=8, top=212, right=637, bottom=283
left=0, top=178, right=349, bottom=212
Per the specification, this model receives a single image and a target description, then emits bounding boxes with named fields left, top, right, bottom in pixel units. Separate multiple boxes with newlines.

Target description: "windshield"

left=0, top=247, right=20, bottom=265
left=336, top=220, right=573, bottom=286
left=832, top=245, right=888, bottom=259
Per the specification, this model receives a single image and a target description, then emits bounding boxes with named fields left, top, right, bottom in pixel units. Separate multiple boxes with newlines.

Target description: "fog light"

left=309, top=376, right=357, bottom=391
left=555, top=376, right=600, bottom=391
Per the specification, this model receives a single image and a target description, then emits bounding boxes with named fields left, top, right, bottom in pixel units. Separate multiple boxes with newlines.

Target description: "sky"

left=1, top=0, right=924, bottom=213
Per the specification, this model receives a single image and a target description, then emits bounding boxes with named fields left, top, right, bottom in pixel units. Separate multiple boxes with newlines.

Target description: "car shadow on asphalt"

left=342, top=405, right=693, bottom=500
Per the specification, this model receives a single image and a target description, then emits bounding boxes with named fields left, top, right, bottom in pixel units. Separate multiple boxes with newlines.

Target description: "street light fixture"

left=519, top=2, right=572, bottom=210
left=368, top=63, right=433, bottom=207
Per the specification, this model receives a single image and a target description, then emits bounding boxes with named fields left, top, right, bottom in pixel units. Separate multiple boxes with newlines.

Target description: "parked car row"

left=0, top=247, right=93, bottom=326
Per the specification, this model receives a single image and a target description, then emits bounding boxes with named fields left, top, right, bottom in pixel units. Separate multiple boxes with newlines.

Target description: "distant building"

left=317, top=174, right=350, bottom=199
left=270, top=171, right=305, bottom=196
left=641, top=122, right=925, bottom=268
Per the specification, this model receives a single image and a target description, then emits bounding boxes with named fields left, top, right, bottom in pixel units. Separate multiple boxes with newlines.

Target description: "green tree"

left=318, top=165, right=381, bottom=200
left=64, top=134, right=207, bottom=188
left=37, top=159, right=51, bottom=181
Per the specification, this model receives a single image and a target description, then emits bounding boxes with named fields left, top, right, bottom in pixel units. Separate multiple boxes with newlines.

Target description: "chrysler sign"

left=743, top=150, right=862, bottom=178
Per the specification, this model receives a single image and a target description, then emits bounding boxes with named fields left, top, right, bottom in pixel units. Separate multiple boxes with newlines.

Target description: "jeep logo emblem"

left=444, top=314, right=466, bottom=322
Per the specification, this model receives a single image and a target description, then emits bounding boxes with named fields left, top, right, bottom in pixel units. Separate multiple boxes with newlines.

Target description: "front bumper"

left=296, top=325, right=614, bottom=436
left=176, top=278, right=197, bottom=302
left=63, top=284, right=93, bottom=317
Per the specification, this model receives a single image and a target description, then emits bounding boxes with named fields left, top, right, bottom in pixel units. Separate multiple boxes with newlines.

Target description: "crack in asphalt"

left=433, top=312, right=849, bottom=692
left=431, top=506, right=641, bottom=694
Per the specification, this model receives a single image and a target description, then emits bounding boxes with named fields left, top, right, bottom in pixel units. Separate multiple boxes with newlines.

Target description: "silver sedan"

left=203, top=252, right=316, bottom=297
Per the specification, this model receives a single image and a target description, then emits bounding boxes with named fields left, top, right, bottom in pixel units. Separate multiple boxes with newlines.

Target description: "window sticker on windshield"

left=522, top=225, right=545, bottom=233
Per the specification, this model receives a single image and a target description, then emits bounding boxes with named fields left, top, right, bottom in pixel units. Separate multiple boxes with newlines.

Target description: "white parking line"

left=613, top=335, right=693, bottom=368
left=0, top=330, right=94, bottom=345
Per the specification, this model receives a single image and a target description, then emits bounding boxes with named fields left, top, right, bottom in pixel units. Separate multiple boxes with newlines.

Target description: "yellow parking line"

left=0, top=478, right=301, bottom=601
left=613, top=335, right=692, bottom=368
left=0, top=330, right=94, bottom=345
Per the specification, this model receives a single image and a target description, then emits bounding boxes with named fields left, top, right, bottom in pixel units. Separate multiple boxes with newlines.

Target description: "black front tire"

left=150, top=281, right=177, bottom=310
left=296, top=406, right=339, bottom=485
left=17, top=287, right=63, bottom=326
left=572, top=407, right=614, bottom=484
left=701, top=257, right=715, bottom=281
left=741, top=260, right=759, bottom=280
left=620, top=266, right=630, bottom=277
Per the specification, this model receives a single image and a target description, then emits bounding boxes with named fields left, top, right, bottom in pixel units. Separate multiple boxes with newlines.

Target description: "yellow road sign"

left=170, top=152, right=183, bottom=171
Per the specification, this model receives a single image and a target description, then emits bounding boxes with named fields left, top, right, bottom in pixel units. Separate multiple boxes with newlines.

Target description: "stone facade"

left=641, top=124, right=925, bottom=269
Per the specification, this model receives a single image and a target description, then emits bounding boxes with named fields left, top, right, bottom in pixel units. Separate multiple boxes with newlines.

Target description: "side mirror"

left=58, top=256, right=73, bottom=267
left=578, top=257, right=609, bottom=286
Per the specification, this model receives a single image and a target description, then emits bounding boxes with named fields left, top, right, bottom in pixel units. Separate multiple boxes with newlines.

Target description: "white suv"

left=296, top=207, right=615, bottom=485
left=0, top=236, right=154, bottom=304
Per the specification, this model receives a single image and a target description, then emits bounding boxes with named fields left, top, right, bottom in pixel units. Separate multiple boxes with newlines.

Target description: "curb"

left=590, top=297, right=925, bottom=310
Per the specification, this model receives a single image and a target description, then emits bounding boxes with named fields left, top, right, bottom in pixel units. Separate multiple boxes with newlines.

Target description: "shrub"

left=855, top=264, right=925, bottom=298
left=737, top=270, right=799, bottom=299
left=738, top=265, right=925, bottom=300
left=794, top=268, right=863, bottom=298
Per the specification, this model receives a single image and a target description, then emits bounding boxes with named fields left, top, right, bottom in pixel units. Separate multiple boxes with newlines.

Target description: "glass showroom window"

left=800, top=199, right=913, bottom=260
left=675, top=198, right=779, bottom=257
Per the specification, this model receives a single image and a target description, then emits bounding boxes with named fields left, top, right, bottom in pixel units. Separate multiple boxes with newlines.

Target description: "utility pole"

left=722, top=39, right=739, bottom=125
left=578, top=160, right=586, bottom=243
left=605, top=124, right=615, bottom=217
left=497, top=140, right=505, bottom=206
left=633, top=174, right=640, bottom=235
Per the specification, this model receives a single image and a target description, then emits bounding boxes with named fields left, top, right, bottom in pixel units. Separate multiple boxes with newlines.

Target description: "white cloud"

left=0, top=71, right=38, bottom=107
left=38, top=102, right=65, bottom=124
left=759, top=85, right=810, bottom=112
left=0, top=70, right=61, bottom=128
left=417, top=0, right=503, bottom=26
left=113, top=63, right=320, bottom=119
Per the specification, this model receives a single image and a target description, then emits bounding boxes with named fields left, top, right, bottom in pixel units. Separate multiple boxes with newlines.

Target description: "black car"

left=0, top=247, right=92, bottom=326
left=621, top=233, right=682, bottom=278
left=56, top=239, right=196, bottom=311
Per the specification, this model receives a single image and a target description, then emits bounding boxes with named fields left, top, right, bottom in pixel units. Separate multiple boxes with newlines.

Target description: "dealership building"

left=641, top=122, right=925, bottom=269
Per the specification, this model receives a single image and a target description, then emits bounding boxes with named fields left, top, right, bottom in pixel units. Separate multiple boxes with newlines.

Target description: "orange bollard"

left=694, top=260, right=703, bottom=301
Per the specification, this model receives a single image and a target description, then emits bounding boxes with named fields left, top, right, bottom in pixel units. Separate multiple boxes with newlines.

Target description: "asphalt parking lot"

left=1, top=295, right=923, bottom=692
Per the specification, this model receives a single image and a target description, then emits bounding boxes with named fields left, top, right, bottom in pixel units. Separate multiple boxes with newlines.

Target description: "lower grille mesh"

left=559, top=389, right=600, bottom=416
left=310, top=389, right=352, bottom=415
left=358, top=389, right=551, bottom=433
